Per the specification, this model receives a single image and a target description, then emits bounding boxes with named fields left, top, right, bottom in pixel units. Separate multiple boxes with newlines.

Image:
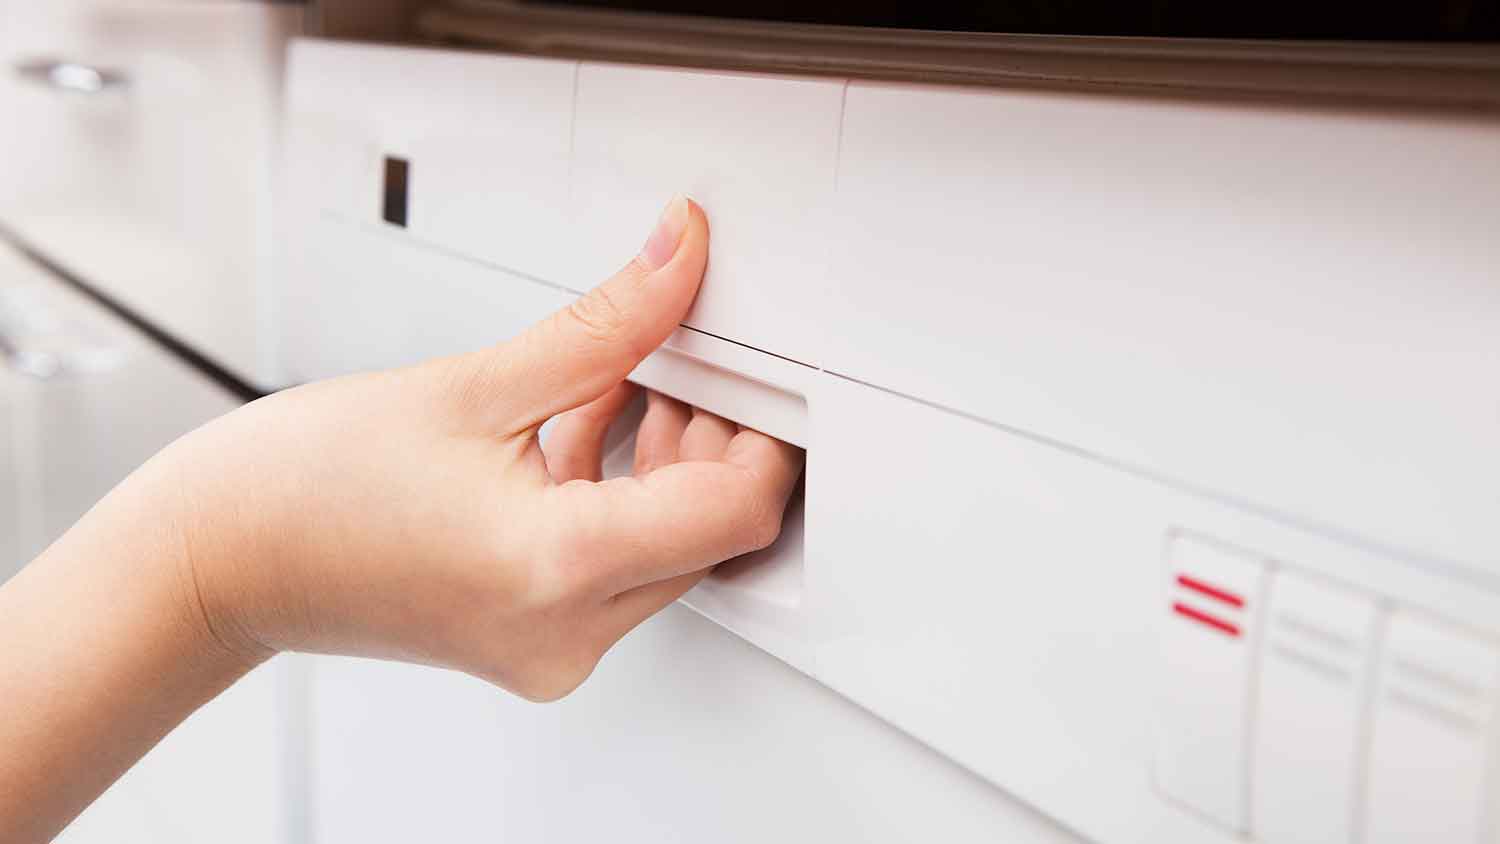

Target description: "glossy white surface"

left=282, top=42, right=577, bottom=283
left=627, top=345, right=810, bottom=448
left=1251, top=571, right=1380, bottom=844
left=1363, top=612, right=1500, bottom=844
left=277, top=219, right=573, bottom=381
left=831, top=82, right=1500, bottom=573
left=0, top=370, right=22, bottom=583
left=570, top=63, right=844, bottom=364
left=310, top=606, right=1080, bottom=844
left=276, top=40, right=1500, bottom=844
left=0, top=1, right=134, bottom=222
left=0, top=1, right=300, bottom=385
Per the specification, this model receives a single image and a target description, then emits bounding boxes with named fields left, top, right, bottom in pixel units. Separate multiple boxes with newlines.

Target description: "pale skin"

left=0, top=197, right=804, bottom=842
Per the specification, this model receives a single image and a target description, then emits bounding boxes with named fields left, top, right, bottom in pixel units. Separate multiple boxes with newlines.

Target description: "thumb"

left=454, top=195, right=707, bottom=435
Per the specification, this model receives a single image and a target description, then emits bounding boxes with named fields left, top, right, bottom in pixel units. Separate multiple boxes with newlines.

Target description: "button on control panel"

left=1364, top=613, right=1500, bottom=844
left=1155, top=535, right=1268, bottom=832
left=1156, top=531, right=1500, bottom=844
left=1252, top=572, right=1379, bottom=844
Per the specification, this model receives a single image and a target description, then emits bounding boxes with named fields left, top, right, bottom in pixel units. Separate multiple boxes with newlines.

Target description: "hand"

left=159, top=195, right=803, bottom=700
left=0, top=196, right=804, bottom=839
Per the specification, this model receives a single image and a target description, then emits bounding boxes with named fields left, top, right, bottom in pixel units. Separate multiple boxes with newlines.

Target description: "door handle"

left=0, top=289, right=124, bottom=380
left=621, top=336, right=817, bottom=673
left=627, top=346, right=808, bottom=447
left=14, top=58, right=129, bottom=94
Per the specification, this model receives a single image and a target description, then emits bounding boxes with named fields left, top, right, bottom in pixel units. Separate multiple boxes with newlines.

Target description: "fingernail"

left=638, top=194, right=689, bottom=271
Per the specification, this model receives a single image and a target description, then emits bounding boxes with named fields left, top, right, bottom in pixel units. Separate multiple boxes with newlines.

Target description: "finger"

left=545, top=433, right=805, bottom=592
left=724, top=426, right=805, bottom=476
left=543, top=382, right=638, bottom=483
left=447, top=196, right=708, bottom=435
left=633, top=391, right=691, bottom=474
left=678, top=407, right=738, bottom=462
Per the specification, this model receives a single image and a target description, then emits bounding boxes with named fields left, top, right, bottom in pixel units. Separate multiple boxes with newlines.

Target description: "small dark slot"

left=382, top=156, right=409, bottom=227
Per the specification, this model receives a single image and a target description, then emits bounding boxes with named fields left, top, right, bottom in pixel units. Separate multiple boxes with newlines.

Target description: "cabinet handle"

left=0, top=292, right=123, bottom=380
left=14, top=58, right=128, bottom=94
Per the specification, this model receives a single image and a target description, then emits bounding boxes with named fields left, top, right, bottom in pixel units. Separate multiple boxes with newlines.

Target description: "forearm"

left=0, top=452, right=262, bottom=843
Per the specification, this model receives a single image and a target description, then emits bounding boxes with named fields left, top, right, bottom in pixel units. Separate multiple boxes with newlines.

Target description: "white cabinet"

left=0, top=247, right=234, bottom=560
left=0, top=243, right=297, bottom=844
left=0, top=1, right=135, bottom=224
left=0, top=369, right=22, bottom=582
left=0, top=0, right=303, bottom=386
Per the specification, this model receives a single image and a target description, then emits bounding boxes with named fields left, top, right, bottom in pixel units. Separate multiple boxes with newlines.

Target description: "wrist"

left=0, top=443, right=266, bottom=839
left=147, top=432, right=282, bottom=669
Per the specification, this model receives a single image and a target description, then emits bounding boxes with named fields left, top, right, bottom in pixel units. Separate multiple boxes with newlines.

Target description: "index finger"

left=542, top=428, right=804, bottom=595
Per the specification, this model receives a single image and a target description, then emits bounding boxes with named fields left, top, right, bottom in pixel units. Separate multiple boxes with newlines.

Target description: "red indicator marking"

left=1173, top=602, right=1241, bottom=637
left=1176, top=574, right=1245, bottom=609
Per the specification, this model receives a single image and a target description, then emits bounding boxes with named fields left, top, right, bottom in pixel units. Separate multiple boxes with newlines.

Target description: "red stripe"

left=1173, top=602, right=1241, bottom=637
left=1176, top=574, right=1245, bottom=608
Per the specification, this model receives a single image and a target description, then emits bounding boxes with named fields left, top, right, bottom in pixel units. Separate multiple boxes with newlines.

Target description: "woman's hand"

left=169, top=195, right=803, bottom=699
left=0, top=197, right=802, bottom=841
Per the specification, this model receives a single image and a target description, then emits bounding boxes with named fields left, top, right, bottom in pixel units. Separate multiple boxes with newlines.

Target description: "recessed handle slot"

left=603, top=347, right=813, bottom=669
left=626, top=347, right=807, bottom=447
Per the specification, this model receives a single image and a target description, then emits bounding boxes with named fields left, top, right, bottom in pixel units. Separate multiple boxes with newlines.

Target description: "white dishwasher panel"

left=277, top=218, right=573, bottom=382
left=569, top=63, right=844, bottom=365
left=830, top=82, right=1500, bottom=572
left=281, top=41, right=577, bottom=284
left=310, top=606, right=1081, bottom=844
left=274, top=39, right=1500, bottom=844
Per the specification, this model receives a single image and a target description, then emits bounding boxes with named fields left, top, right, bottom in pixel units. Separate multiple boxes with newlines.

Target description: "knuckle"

left=750, top=509, right=784, bottom=551
left=741, top=490, right=783, bottom=551
left=564, top=286, right=629, bottom=345
left=530, top=490, right=611, bottom=599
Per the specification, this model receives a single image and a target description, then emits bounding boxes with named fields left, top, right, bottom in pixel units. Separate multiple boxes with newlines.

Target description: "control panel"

left=1159, top=533, right=1500, bottom=844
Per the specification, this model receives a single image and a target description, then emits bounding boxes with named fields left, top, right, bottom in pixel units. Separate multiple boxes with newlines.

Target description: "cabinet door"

left=310, top=605, right=1080, bottom=844
left=0, top=370, right=23, bottom=582
left=0, top=1, right=133, bottom=223
left=0, top=244, right=296, bottom=844
left=0, top=1, right=302, bottom=385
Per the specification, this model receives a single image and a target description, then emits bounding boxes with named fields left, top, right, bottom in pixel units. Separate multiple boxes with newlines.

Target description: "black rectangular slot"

left=382, top=156, right=409, bottom=227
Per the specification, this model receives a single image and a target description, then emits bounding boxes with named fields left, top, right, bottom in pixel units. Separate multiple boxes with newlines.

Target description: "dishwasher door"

left=0, top=242, right=298, bottom=844
left=309, top=609, right=1083, bottom=844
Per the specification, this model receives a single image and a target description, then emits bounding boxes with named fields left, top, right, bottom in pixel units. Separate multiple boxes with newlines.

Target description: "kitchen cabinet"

left=0, top=0, right=303, bottom=387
